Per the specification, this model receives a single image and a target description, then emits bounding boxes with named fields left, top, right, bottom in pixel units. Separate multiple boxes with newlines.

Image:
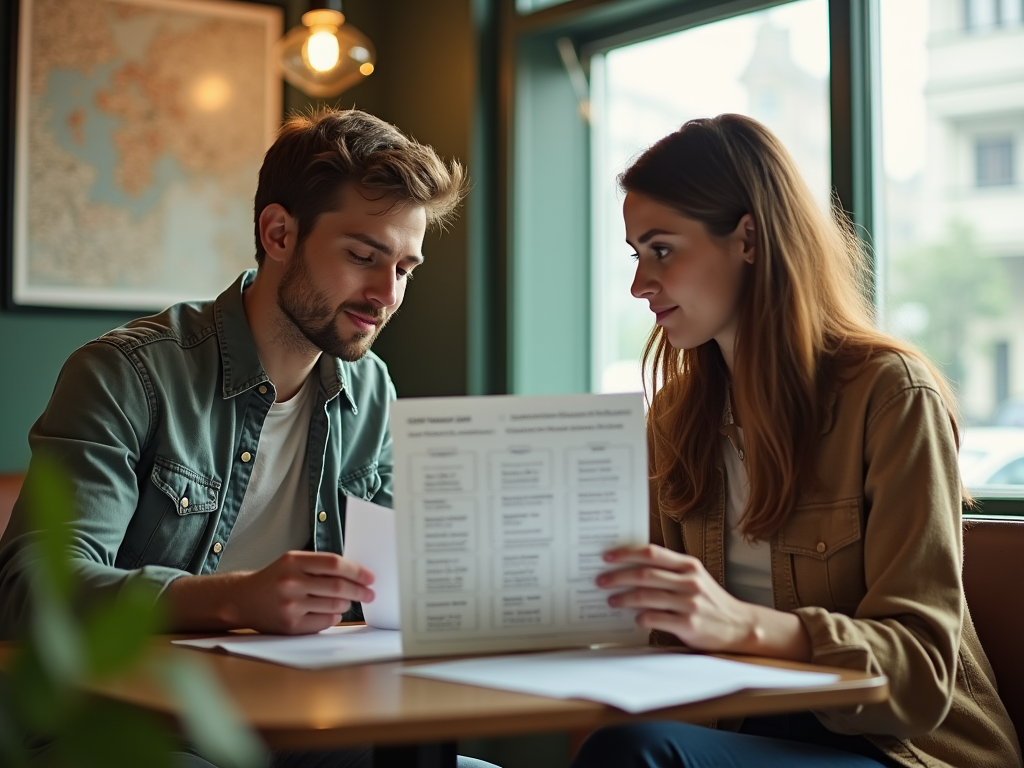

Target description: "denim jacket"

left=0, top=271, right=395, bottom=636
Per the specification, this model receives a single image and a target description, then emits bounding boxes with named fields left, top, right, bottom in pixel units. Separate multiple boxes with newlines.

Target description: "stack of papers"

left=173, top=625, right=403, bottom=670
left=400, top=647, right=841, bottom=713
left=174, top=630, right=840, bottom=712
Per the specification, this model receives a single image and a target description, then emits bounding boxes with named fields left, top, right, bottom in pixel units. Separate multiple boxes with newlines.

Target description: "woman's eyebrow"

left=638, top=228, right=674, bottom=244
left=626, top=228, right=676, bottom=248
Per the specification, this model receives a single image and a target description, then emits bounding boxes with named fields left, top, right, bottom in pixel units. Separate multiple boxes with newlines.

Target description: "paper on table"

left=173, top=625, right=403, bottom=669
left=391, top=393, right=650, bottom=658
left=400, top=647, right=841, bottom=713
left=344, top=497, right=401, bottom=630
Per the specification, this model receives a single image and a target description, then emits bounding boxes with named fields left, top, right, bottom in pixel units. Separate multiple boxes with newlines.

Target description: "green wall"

left=0, top=312, right=138, bottom=470
left=0, top=0, right=479, bottom=472
left=345, top=0, right=476, bottom=401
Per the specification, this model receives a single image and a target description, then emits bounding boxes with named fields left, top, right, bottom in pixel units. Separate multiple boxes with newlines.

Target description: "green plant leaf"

left=21, top=456, right=76, bottom=600
left=28, top=587, right=84, bottom=687
left=50, top=700, right=175, bottom=768
left=83, top=578, right=164, bottom=679
left=0, top=676, right=30, bottom=768
left=158, top=656, right=267, bottom=768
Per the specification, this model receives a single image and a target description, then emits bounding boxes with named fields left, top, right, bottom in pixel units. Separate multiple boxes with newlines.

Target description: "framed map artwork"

left=8, top=0, right=283, bottom=310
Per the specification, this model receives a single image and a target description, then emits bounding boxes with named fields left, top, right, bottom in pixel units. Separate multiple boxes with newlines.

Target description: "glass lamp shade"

left=276, top=9, right=376, bottom=98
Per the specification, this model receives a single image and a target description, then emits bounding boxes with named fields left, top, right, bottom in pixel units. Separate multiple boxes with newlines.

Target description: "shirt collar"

left=214, top=270, right=357, bottom=412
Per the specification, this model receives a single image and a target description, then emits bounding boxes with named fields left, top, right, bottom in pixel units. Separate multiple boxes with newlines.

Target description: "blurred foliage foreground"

left=0, top=458, right=266, bottom=768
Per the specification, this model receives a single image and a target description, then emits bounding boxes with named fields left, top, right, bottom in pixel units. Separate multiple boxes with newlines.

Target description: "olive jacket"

left=649, top=351, right=1022, bottom=768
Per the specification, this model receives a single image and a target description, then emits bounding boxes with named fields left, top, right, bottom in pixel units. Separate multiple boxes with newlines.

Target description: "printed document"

left=173, top=625, right=403, bottom=669
left=400, top=647, right=842, bottom=713
left=391, top=392, right=649, bottom=657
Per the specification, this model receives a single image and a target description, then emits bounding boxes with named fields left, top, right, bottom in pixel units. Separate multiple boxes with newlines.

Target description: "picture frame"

left=2, top=0, right=284, bottom=312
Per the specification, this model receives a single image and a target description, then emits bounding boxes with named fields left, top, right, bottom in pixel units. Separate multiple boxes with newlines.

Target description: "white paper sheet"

left=172, top=625, right=403, bottom=669
left=344, top=498, right=401, bottom=630
left=400, top=647, right=842, bottom=713
left=390, top=393, right=650, bottom=657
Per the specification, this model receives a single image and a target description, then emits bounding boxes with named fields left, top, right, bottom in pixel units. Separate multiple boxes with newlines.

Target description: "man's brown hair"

left=253, top=108, right=467, bottom=265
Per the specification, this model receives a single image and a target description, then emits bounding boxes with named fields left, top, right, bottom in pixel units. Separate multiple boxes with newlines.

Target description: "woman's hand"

left=598, top=544, right=812, bottom=661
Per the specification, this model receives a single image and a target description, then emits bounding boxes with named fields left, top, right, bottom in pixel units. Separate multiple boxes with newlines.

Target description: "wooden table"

left=72, top=637, right=888, bottom=765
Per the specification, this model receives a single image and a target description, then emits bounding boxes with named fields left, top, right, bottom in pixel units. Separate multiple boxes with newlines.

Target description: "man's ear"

left=259, top=204, right=296, bottom=266
left=735, top=212, right=756, bottom=264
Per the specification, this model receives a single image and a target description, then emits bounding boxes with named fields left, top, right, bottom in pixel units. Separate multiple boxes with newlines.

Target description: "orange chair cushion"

left=0, top=474, right=24, bottom=538
left=963, top=517, right=1024, bottom=742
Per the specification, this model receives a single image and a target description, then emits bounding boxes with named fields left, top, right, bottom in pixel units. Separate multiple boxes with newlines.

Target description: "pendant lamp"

left=276, top=0, right=376, bottom=98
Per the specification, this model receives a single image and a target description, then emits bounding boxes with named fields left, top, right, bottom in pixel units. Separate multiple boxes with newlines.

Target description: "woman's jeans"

left=175, top=748, right=498, bottom=768
left=571, top=712, right=902, bottom=768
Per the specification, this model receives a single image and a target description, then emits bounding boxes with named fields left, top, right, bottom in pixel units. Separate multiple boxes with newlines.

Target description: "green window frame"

left=470, top=0, right=1024, bottom=516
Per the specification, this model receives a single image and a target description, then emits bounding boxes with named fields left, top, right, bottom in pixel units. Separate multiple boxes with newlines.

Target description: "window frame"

left=475, top=0, right=1024, bottom=514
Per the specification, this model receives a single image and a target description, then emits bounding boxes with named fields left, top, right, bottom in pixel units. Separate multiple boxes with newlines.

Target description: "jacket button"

left=180, top=497, right=189, bottom=509
left=213, top=542, right=223, bottom=554
left=258, top=385, right=268, bottom=395
left=240, top=451, right=252, bottom=463
left=816, top=541, right=826, bottom=553
left=318, top=510, right=327, bottom=522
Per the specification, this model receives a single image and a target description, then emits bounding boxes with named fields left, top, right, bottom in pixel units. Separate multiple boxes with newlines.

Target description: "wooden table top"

left=35, top=636, right=887, bottom=751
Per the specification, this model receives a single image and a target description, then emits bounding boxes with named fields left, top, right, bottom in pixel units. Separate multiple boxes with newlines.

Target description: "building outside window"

left=584, top=0, right=1024, bottom=496
left=965, top=0, right=1023, bottom=28
left=880, top=0, right=1024, bottom=494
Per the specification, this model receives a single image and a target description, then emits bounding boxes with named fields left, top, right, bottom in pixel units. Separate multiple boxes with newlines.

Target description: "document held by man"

left=390, top=392, right=649, bottom=657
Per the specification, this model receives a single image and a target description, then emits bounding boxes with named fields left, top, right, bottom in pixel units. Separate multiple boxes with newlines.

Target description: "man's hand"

left=164, top=551, right=375, bottom=635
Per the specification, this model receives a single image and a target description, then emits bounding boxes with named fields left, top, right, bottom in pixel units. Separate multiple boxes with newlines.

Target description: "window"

left=966, top=0, right=999, bottom=29
left=966, top=0, right=1024, bottom=28
left=1003, top=0, right=1024, bottom=25
left=879, top=0, right=1024, bottom=498
left=590, top=0, right=830, bottom=394
left=504, top=0, right=1024, bottom=511
left=975, top=137, right=1015, bottom=187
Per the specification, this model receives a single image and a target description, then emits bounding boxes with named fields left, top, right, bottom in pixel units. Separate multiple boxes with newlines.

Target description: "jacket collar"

left=213, top=270, right=358, bottom=412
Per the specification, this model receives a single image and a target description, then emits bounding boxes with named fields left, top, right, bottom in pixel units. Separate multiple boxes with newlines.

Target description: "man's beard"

left=276, top=243, right=390, bottom=362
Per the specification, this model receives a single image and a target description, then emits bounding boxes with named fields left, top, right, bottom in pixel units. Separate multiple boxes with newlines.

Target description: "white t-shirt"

left=721, top=402, right=774, bottom=608
left=216, top=374, right=317, bottom=572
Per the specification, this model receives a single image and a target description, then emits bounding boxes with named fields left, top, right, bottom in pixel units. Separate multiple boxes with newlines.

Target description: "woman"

left=576, top=115, right=1021, bottom=768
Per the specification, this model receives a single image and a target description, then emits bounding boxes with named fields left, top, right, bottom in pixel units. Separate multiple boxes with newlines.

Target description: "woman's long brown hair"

left=622, top=114, right=964, bottom=540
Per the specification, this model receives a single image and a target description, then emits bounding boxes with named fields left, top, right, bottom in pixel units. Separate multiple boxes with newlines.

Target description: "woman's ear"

left=735, top=213, right=756, bottom=264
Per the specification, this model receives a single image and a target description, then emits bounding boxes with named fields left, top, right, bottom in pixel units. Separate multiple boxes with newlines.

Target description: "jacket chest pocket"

left=339, top=462, right=381, bottom=501
left=777, top=498, right=865, bottom=615
left=126, top=457, right=221, bottom=571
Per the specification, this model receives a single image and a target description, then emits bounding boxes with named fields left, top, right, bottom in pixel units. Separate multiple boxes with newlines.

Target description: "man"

left=0, top=108, right=465, bottom=638
left=0, top=108, right=501, bottom=768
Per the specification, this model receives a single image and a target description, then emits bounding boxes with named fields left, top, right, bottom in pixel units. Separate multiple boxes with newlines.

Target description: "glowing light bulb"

left=306, top=28, right=340, bottom=72
left=277, top=7, right=376, bottom=97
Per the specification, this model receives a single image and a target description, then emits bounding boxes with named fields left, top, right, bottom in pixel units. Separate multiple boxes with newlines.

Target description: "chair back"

left=963, top=515, right=1024, bottom=741
left=0, top=474, right=24, bottom=538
